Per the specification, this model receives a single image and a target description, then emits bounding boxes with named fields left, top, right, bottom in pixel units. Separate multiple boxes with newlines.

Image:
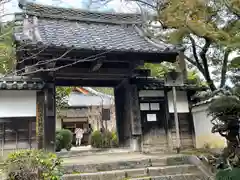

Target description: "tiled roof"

left=0, top=76, right=45, bottom=90
left=14, top=1, right=179, bottom=53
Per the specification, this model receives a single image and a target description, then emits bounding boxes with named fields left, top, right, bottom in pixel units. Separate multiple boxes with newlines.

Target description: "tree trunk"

left=220, top=50, right=230, bottom=88
left=200, top=38, right=217, bottom=91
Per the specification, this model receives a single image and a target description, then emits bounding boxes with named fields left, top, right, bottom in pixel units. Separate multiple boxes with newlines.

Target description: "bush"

left=216, top=168, right=240, bottom=180
left=3, top=149, right=63, bottom=180
left=55, top=129, right=73, bottom=152
left=90, top=130, right=118, bottom=148
left=90, top=130, right=103, bottom=148
left=111, top=131, right=119, bottom=147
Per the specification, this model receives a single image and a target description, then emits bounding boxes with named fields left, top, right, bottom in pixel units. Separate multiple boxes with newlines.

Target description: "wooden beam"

left=16, top=45, right=178, bottom=68
left=57, top=67, right=131, bottom=74
left=55, top=78, right=120, bottom=87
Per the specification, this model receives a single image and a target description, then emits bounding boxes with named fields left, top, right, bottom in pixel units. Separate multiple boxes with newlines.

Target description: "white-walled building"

left=0, top=77, right=222, bottom=151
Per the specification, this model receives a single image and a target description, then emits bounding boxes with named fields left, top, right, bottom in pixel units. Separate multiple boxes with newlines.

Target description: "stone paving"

left=62, top=151, right=181, bottom=165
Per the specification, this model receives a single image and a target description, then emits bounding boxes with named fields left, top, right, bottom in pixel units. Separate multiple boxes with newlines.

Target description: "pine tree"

left=142, top=0, right=240, bottom=90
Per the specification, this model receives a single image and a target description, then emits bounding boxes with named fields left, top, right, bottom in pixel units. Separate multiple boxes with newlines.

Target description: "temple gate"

left=13, top=1, right=184, bottom=151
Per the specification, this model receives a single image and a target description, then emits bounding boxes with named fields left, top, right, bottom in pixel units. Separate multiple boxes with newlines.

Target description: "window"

left=140, top=103, right=150, bottom=110
left=140, top=103, right=160, bottom=111
left=150, top=103, right=160, bottom=110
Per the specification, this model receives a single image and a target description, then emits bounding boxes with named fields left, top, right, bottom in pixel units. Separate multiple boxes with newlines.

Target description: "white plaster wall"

left=168, top=91, right=189, bottom=113
left=0, top=90, right=36, bottom=118
left=56, top=118, right=62, bottom=130
left=139, top=90, right=189, bottom=113
left=192, top=103, right=227, bottom=148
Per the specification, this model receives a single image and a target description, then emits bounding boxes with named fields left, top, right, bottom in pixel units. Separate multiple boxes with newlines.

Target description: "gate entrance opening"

left=14, top=1, right=181, bottom=151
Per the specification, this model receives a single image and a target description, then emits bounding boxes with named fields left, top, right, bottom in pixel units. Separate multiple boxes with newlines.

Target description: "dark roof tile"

left=0, top=76, right=45, bottom=90
left=14, top=2, right=179, bottom=53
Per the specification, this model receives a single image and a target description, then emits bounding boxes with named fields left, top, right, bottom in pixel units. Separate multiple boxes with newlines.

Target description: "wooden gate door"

left=140, top=100, right=168, bottom=152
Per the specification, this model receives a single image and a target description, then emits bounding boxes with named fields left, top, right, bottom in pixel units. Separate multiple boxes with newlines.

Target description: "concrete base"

left=130, top=136, right=142, bottom=152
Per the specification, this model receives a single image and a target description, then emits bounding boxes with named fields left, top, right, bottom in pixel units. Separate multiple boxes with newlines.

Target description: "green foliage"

left=55, top=129, right=73, bottom=152
left=208, top=86, right=240, bottom=172
left=140, top=63, right=205, bottom=87
left=230, top=56, right=240, bottom=68
left=90, top=131, right=102, bottom=148
left=142, top=63, right=170, bottom=78
left=216, top=168, right=240, bottom=180
left=111, top=131, right=119, bottom=147
left=187, top=70, right=207, bottom=87
left=160, top=0, right=240, bottom=48
left=152, top=0, right=240, bottom=90
left=55, top=87, right=72, bottom=114
left=208, top=87, right=240, bottom=121
left=208, top=96, right=240, bottom=121
left=0, top=22, right=15, bottom=74
left=90, top=130, right=118, bottom=148
left=3, top=149, right=63, bottom=180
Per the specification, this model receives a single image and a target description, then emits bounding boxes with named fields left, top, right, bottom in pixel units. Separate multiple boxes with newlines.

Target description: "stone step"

left=130, top=173, right=206, bottom=180
left=62, top=165, right=201, bottom=180
left=63, top=156, right=189, bottom=174
left=63, top=158, right=157, bottom=174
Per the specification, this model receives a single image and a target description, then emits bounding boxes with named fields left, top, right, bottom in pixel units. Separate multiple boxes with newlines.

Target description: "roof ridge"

left=18, top=0, right=143, bottom=25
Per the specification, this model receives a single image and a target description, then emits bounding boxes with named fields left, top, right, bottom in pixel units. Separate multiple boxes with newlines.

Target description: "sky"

left=1, top=0, right=141, bottom=22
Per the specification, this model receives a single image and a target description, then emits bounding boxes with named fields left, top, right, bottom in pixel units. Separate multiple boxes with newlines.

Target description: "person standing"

left=75, top=128, right=84, bottom=146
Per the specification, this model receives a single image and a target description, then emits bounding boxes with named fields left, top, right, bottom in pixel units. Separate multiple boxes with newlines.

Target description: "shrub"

left=55, top=133, right=63, bottom=152
left=90, top=130, right=103, bottom=148
left=216, top=168, right=240, bottom=180
left=55, top=129, right=73, bottom=152
left=111, top=131, right=119, bottom=147
left=90, top=130, right=119, bottom=148
left=3, top=149, right=63, bottom=180
left=102, top=131, right=112, bottom=148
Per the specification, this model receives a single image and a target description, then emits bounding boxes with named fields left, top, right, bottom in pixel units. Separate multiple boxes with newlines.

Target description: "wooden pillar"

left=43, top=82, right=56, bottom=152
left=36, top=91, right=44, bottom=149
left=129, top=84, right=142, bottom=151
left=114, top=84, right=130, bottom=147
left=115, top=80, right=142, bottom=151
left=164, top=89, right=173, bottom=150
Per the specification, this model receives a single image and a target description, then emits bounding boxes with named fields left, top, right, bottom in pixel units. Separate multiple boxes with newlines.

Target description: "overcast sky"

left=1, top=0, right=141, bottom=22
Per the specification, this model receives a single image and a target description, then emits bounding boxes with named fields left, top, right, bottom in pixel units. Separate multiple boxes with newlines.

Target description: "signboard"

left=164, top=71, right=184, bottom=87
left=147, top=114, right=157, bottom=122
left=102, top=108, right=110, bottom=121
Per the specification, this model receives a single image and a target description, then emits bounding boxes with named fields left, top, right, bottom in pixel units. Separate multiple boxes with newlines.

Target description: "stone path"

left=62, top=152, right=181, bottom=165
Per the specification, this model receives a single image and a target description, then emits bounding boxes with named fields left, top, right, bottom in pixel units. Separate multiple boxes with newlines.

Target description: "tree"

left=208, top=85, right=240, bottom=169
left=141, top=62, right=206, bottom=86
left=137, top=0, right=239, bottom=91
left=0, top=22, right=15, bottom=74
left=55, top=87, right=72, bottom=114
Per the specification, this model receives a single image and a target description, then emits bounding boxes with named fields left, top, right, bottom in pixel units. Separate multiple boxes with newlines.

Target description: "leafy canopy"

left=143, top=0, right=240, bottom=90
